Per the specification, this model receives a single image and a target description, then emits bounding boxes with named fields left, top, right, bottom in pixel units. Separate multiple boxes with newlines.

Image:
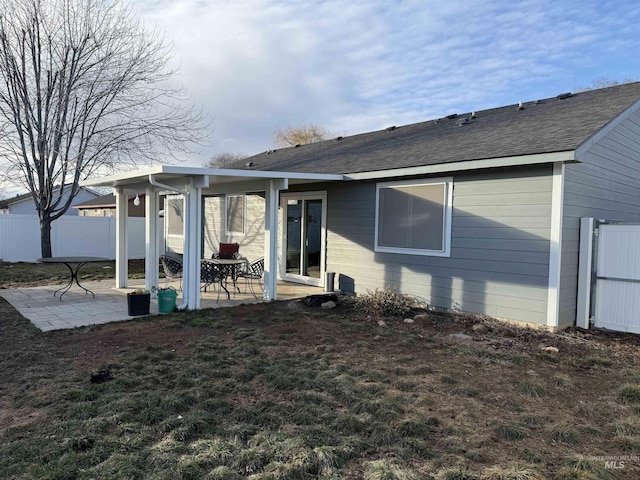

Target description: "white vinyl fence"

left=0, top=214, right=164, bottom=262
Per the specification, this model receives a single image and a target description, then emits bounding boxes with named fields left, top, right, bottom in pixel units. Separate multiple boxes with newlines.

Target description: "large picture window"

left=226, top=194, right=245, bottom=234
left=375, top=178, right=452, bottom=256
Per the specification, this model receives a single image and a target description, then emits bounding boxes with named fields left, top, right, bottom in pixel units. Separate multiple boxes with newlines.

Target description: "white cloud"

left=131, top=0, right=640, bottom=165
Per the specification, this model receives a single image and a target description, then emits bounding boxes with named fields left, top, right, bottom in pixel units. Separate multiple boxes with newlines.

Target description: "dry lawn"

left=1, top=290, right=640, bottom=478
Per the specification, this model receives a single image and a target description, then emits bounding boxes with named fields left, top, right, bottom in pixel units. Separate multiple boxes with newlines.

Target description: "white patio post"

left=182, top=181, right=202, bottom=310
left=263, top=179, right=287, bottom=300
left=114, top=186, right=128, bottom=288
left=145, top=188, right=159, bottom=297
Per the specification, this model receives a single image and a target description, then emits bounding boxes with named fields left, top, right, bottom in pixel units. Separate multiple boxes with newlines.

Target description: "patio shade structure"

left=82, top=165, right=343, bottom=310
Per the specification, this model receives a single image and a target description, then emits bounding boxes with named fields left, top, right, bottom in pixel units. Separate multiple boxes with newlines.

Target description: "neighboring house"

left=73, top=193, right=164, bottom=217
left=0, top=186, right=99, bottom=215
left=83, top=82, right=640, bottom=331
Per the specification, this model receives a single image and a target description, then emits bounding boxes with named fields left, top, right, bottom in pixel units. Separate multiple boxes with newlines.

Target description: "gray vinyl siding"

left=293, top=165, right=553, bottom=325
left=560, top=108, right=640, bottom=328
left=202, top=194, right=265, bottom=261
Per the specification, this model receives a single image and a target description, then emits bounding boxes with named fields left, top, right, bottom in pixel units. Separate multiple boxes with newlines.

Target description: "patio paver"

left=0, top=279, right=320, bottom=331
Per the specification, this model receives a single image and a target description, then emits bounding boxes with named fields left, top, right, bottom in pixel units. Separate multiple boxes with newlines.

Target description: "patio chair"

left=160, top=255, right=183, bottom=290
left=236, top=257, right=264, bottom=298
left=200, top=260, right=227, bottom=302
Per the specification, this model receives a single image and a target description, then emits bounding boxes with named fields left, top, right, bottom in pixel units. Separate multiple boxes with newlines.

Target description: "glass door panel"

left=286, top=200, right=302, bottom=275
left=282, top=194, right=325, bottom=285
left=304, top=199, right=322, bottom=278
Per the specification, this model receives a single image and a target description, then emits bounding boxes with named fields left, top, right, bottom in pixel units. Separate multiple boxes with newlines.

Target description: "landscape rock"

left=472, top=323, right=489, bottom=333
left=321, top=301, right=336, bottom=309
left=377, top=320, right=387, bottom=327
left=414, top=313, right=429, bottom=322
left=542, top=346, right=559, bottom=353
left=403, top=318, right=415, bottom=324
left=448, top=333, right=473, bottom=342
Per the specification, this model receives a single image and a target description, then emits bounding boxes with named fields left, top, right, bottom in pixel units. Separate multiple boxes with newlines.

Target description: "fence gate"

left=578, top=218, right=640, bottom=333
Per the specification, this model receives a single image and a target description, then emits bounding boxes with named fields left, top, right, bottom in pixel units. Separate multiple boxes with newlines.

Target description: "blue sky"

left=129, top=0, right=640, bottom=165
left=2, top=0, right=636, bottom=195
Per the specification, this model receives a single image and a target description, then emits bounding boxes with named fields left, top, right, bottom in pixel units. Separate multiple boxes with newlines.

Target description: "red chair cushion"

left=219, top=242, right=239, bottom=259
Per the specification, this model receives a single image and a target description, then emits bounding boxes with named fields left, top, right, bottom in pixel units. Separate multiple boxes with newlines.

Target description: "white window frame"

left=374, top=177, right=453, bottom=257
left=225, top=194, right=246, bottom=235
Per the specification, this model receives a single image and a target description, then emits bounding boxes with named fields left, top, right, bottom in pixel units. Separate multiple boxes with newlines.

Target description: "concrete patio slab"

left=0, top=279, right=321, bottom=332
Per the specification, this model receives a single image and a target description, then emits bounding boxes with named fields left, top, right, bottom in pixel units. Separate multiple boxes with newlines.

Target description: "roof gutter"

left=344, top=151, right=576, bottom=181
left=148, top=174, right=188, bottom=195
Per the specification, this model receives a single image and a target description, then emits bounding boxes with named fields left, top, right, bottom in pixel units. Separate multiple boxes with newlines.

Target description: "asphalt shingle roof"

left=233, top=82, right=640, bottom=175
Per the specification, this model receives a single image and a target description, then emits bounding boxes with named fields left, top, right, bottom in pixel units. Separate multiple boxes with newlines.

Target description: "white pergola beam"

left=145, top=188, right=160, bottom=297
left=114, top=187, right=128, bottom=288
left=263, top=178, right=287, bottom=300
left=181, top=182, right=202, bottom=310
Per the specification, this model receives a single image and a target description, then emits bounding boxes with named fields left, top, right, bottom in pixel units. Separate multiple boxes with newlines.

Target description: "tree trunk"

left=40, top=216, right=53, bottom=258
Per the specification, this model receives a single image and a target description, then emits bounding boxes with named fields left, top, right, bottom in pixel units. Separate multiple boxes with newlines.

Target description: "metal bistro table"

left=37, top=256, right=110, bottom=300
left=207, top=257, right=248, bottom=299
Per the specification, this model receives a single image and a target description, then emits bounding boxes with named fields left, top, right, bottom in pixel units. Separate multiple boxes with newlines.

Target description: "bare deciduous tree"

left=574, top=76, right=638, bottom=92
left=205, top=152, right=246, bottom=169
left=274, top=124, right=332, bottom=148
left=0, top=0, right=207, bottom=257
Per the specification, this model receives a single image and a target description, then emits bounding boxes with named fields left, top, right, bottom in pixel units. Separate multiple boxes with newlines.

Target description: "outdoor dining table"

left=205, top=257, right=249, bottom=299
left=37, top=256, right=110, bottom=300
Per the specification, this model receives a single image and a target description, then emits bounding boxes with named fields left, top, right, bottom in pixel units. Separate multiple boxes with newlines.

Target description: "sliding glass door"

left=281, top=192, right=326, bottom=286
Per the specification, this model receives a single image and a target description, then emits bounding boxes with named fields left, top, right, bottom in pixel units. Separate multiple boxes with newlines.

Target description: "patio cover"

left=82, top=165, right=343, bottom=310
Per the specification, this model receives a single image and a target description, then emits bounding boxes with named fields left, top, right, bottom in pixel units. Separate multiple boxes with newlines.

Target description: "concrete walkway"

left=0, top=279, right=319, bottom=332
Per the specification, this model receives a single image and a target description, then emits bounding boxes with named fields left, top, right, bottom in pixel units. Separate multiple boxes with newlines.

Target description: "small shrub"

left=552, top=374, right=573, bottom=387
left=413, top=365, right=434, bottom=375
left=441, top=375, right=459, bottom=385
left=560, top=455, right=619, bottom=480
left=548, top=423, right=578, bottom=445
left=618, top=384, right=640, bottom=404
left=436, top=466, right=480, bottom=480
left=520, top=415, right=550, bottom=427
left=364, top=459, right=421, bottom=480
left=480, top=462, right=545, bottom=480
left=516, top=382, right=545, bottom=398
left=614, top=417, right=640, bottom=436
left=354, top=287, right=417, bottom=317
left=397, top=416, right=439, bottom=438
left=496, top=423, right=528, bottom=441
left=614, top=435, right=640, bottom=451
left=464, top=450, right=487, bottom=463
left=453, top=387, right=479, bottom=398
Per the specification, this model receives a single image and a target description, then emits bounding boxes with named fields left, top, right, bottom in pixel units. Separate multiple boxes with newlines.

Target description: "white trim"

left=225, top=194, right=246, bottom=235
left=576, top=217, right=594, bottom=329
left=346, top=151, right=575, bottom=181
left=546, top=162, right=565, bottom=328
left=81, top=165, right=344, bottom=187
left=280, top=191, right=327, bottom=288
left=374, top=177, right=453, bottom=257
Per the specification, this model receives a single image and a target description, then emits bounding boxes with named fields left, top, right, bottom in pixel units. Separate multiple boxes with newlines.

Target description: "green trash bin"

left=157, top=287, right=177, bottom=313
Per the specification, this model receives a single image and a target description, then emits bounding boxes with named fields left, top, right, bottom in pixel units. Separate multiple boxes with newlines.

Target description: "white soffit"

left=81, top=165, right=345, bottom=188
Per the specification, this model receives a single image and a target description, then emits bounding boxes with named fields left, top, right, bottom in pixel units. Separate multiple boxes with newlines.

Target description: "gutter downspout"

left=149, top=174, right=190, bottom=310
